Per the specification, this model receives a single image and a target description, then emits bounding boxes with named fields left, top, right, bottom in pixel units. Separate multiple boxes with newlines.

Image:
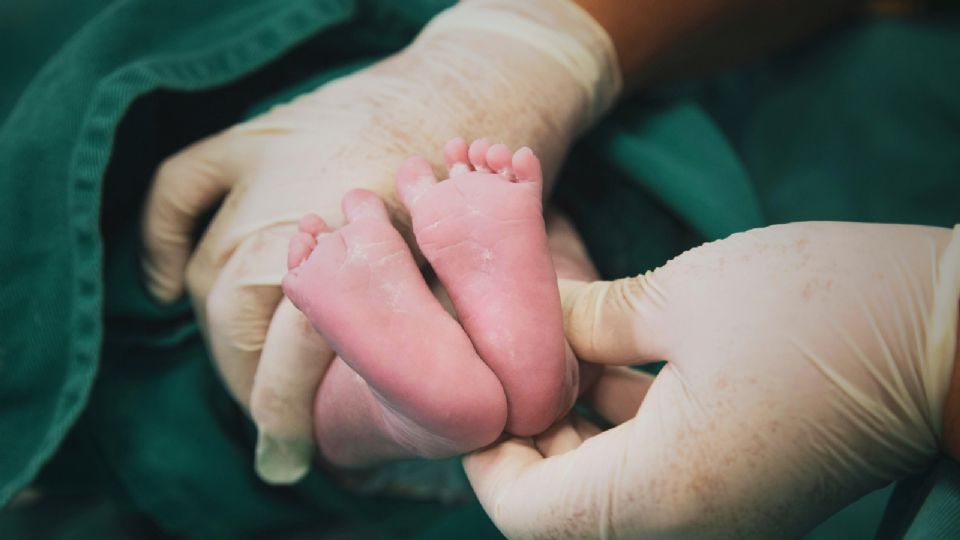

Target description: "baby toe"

left=288, top=231, right=318, bottom=270
left=468, top=139, right=492, bottom=172
left=486, top=143, right=514, bottom=180
left=298, top=213, right=328, bottom=236
left=396, top=155, right=439, bottom=209
left=512, top=146, right=543, bottom=188
left=342, top=189, right=391, bottom=223
left=444, top=137, right=472, bottom=177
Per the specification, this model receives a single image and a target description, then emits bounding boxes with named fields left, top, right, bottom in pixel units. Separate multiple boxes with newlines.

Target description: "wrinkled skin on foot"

left=396, top=138, right=578, bottom=436
left=284, top=190, right=507, bottom=463
left=282, top=140, right=581, bottom=466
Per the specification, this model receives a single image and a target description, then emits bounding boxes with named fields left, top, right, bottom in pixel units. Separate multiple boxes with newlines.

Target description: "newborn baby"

left=282, top=138, right=580, bottom=465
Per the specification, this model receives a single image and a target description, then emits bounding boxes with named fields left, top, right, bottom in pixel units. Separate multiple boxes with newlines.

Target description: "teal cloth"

left=879, top=460, right=960, bottom=539
left=0, top=0, right=958, bottom=537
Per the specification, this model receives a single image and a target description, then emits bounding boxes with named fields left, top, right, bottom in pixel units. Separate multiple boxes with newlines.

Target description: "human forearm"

left=940, top=308, right=960, bottom=460
left=574, top=0, right=861, bottom=87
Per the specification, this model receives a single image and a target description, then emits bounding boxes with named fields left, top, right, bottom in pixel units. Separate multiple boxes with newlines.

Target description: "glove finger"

left=203, top=225, right=293, bottom=408
left=571, top=413, right=603, bottom=440
left=533, top=412, right=605, bottom=456
left=559, top=275, right=671, bottom=365
left=251, top=298, right=335, bottom=484
left=534, top=417, right=584, bottom=456
left=467, top=369, right=699, bottom=540
left=580, top=366, right=655, bottom=426
left=545, top=209, right=599, bottom=282
left=464, top=420, right=636, bottom=540
left=142, top=133, right=239, bottom=303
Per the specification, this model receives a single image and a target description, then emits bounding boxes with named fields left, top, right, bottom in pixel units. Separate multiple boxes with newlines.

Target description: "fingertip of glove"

left=141, top=254, right=185, bottom=304
left=255, top=432, right=314, bottom=485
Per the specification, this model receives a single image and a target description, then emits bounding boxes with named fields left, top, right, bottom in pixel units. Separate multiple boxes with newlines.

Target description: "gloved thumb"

left=142, top=134, right=238, bottom=302
left=558, top=272, right=671, bottom=365
left=465, top=416, right=640, bottom=540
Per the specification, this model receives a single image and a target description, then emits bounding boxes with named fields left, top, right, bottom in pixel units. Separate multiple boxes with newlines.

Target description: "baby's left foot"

left=396, top=138, right=578, bottom=436
left=283, top=191, right=507, bottom=461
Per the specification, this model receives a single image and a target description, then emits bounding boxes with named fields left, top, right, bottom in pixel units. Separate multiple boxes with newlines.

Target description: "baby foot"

left=396, top=138, right=578, bottom=436
left=282, top=190, right=507, bottom=457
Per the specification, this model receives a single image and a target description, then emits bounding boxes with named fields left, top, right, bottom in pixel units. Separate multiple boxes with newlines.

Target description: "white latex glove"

left=465, top=222, right=960, bottom=539
left=141, top=0, right=620, bottom=484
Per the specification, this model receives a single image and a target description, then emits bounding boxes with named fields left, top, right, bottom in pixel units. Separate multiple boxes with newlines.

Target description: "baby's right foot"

left=396, top=139, right=578, bottom=436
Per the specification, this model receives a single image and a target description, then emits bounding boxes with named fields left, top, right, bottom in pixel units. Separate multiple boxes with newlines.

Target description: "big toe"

left=396, top=156, right=438, bottom=209
left=511, top=147, right=542, bottom=187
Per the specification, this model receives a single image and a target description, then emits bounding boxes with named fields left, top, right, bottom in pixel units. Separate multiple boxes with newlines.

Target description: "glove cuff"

left=417, top=0, right=623, bottom=131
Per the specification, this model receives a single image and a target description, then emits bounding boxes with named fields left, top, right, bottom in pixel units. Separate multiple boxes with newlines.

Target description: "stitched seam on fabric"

left=8, top=0, right=354, bottom=513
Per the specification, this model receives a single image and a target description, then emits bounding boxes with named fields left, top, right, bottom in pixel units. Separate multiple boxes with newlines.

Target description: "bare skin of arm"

left=574, top=0, right=860, bottom=87
left=941, top=313, right=960, bottom=460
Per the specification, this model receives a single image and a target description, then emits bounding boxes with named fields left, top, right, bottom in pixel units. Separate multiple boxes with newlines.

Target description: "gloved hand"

left=465, top=222, right=960, bottom=539
left=140, top=0, right=621, bottom=483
